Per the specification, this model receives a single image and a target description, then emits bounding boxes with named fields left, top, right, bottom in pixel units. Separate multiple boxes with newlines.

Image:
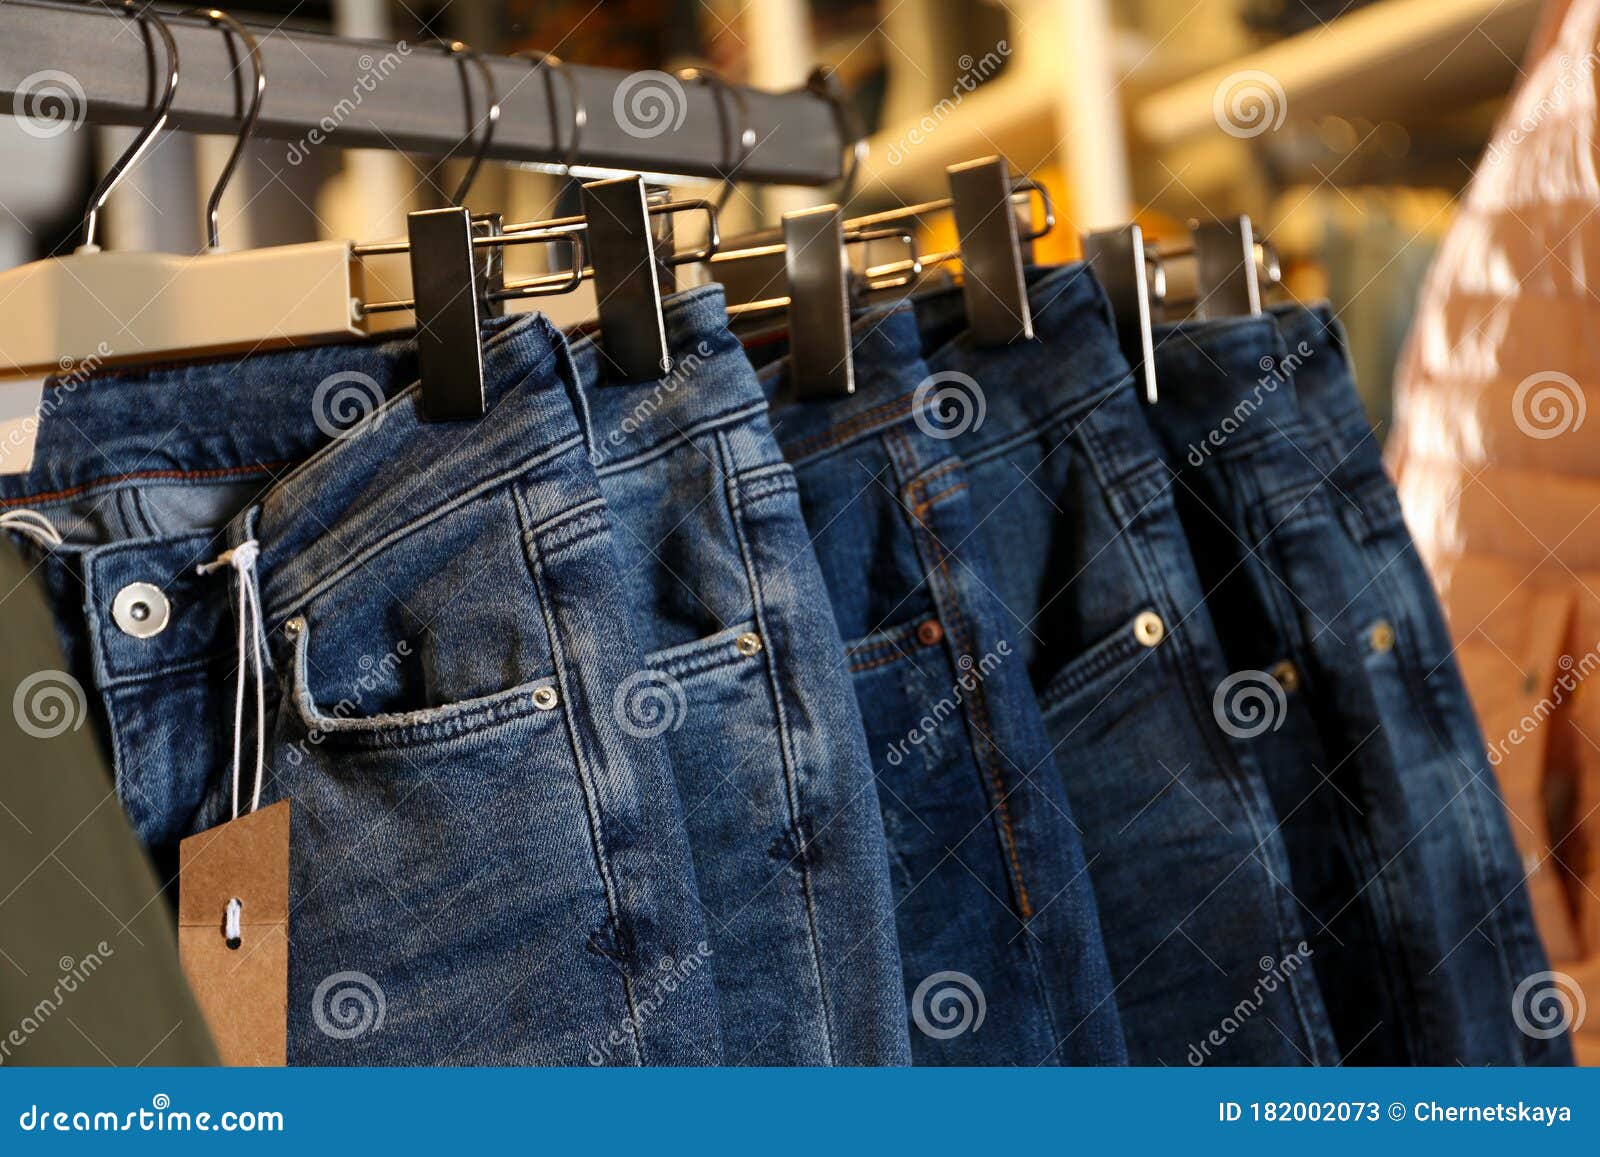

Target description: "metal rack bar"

left=0, top=0, right=846, bottom=185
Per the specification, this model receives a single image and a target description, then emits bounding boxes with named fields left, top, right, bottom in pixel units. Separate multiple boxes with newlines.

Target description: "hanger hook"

left=511, top=49, right=584, bottom=178
left=805, top=67, right=864, bottom=206
left=179, top=8, right=264, bottom=252
left=430, top=39, right=499, bottom=206
left=80, top=1, right=181, bottom=252
left=673, top=67, right=753, bottom=213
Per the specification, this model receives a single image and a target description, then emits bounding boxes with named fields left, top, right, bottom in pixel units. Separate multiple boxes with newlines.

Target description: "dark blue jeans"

left=0, top=314, right=725, bottom=1065
left=1271, top=302, right=1568, bottom=1066
left=569, top=285, right=909, bottom=1065
left=1146, top=310, right=1565, bottom=1065
left=913, top=264, right=1337, bottom=1066
left=757, top=305, right=1127, bottom=1065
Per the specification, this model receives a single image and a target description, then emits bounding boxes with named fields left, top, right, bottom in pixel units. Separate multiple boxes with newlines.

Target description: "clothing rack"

left=0, top=0, right=847, bottom=186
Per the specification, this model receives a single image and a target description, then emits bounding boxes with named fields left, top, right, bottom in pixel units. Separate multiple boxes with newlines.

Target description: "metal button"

left=1270, top=660, right=1301, bottom=694
left=916, top=620, right=944, bottom=647
left=735, top=632, right=763, bottom=657
left=112, top=582, right=170, bottom=639
left=1369, top=620, right=1395, bottom=653
left=532, top=686, right=559, bottom=711
left=1132, top=610, right=1165, bottom=647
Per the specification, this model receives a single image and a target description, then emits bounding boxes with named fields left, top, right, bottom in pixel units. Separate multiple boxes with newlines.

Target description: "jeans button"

left=111, top=582, right=170, bottom=639
left=1132, top=610, right=1165, bottom=647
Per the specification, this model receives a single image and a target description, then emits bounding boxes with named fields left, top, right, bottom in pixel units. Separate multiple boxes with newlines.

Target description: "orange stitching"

left=785, top=395, right=916, bottom=460
left=0, top=461, right=290, bottom=508
left=893, top=430, right=1033, bottom=920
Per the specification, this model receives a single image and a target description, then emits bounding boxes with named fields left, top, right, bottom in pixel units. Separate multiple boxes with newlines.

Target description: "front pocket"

left=1036, top=609, right=1166, bottom=720
left=287, top=617, right=563, bottom=748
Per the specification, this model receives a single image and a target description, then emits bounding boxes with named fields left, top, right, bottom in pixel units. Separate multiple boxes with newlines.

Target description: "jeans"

left=0, top=314, right=724, bottom=1065
left=1145, top=310, right=1563, bottom=1064
left=1272, top=303, right=1568, bottom=1066
left=570, top=285, right=909, bottom=1065
left=913, top=264, right=1338, bottom=1066
left=756, top=305, right=1128, bottom=1066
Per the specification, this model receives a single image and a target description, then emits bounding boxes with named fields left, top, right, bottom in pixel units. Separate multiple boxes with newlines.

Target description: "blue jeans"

left=1146, top=309, right=1564, bottom=1064
left=913, top=264, right=1337, bottom=1066
left=570, top=286, right=909, bottom=1065
left=1271, top=303, right=1568, bottom=1066
left=0, top=314, right=724, bottom=1065
left=755, top=305, right=1127, bottom=1066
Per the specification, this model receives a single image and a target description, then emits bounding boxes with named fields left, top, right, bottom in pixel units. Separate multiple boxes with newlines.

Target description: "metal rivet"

left=735, top=632, right=763, bottom=657
left=532, top=686, right=559, bottom=711
left=1369, top=620, right=1395, bottom=653
left=916, top=619, right=944, bottom=647
left=284, top=616, right=305, bottom=637
left=111, top=582, right=170, bottom=639
left=1132, top=610, right=1165, bottom=647
left=1270, top=660, right=1301, bottom=694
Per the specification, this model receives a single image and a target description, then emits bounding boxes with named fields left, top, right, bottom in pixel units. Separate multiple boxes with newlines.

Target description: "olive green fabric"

left=0, top=537, right=216, bottom=1065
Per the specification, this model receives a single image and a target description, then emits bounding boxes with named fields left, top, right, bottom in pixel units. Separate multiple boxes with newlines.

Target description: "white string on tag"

left=0, top=508, right=63, bottom=549
left=198, top=540, right=266, bottom=820
left=224, top=896, right=243, bottom=949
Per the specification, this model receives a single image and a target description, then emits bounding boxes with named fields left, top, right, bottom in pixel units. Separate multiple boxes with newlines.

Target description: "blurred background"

left=0, top=0, right=1539, bottom=439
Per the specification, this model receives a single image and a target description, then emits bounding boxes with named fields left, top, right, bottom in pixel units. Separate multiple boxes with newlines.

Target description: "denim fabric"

left=1145, top=310, right=1564, bottom=1064
left=0, top=314, right=725, bottom=1066
left=569, top=285, right=909, bottom=1065
left=1272, top=303, right=1568, bottom=1066
left=754, top=306, right=1127, bottom=1066
left=912, top=264, right=1338, bottom=1066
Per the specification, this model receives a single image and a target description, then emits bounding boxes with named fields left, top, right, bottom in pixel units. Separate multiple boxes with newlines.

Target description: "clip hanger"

left=1190, top=216, right=1261, bottom=319
left=783, top=205, right=854, bottom=400
left=1082, top=225, right=1159, bottom=404
left=947, top=156, right=1032, bottom=344
left=581, top=175, right=672, bottom=382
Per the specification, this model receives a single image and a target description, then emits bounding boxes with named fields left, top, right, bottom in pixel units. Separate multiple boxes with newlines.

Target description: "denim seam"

left=0, top=461, right=289, bottom=509
left=717, top=427, right=837, bottom=1066
left=1035, top=616, right=1155, bottom=714
left=645, top=620, right=762, bottom=681
left=781, top=395, right=917, bottom=463
left=269, top=434, right=586, bottom=620
left=846, top=621, right=940, bottom=673
left=593, top=400, right=769, bottom=476
left=513, top=483, right=646, bottom=1067
left=1080, top=417, right=1334, bottom=1061
left=958, top=373, right=1131, bottom=471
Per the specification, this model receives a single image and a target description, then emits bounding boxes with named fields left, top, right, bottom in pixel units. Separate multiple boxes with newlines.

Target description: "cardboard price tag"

left=177, top=800, right=290, bottom=1066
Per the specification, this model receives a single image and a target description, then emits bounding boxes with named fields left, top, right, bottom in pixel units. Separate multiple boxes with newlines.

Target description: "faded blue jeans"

left=0, top=313, right=725, bottom=1065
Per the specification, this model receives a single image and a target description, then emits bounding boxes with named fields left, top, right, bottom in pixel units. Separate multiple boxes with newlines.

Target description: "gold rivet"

left=532, top=686, right=558, bottom=711
left=1133, top=610, right=1165, bottom=647
left=1270, top=660, right=1300, bottom=693
left=1369, top=621, right=1395, bottom=653
left=284, top=616, right=305, bottom=636
left=735, top=632, right=763, bottom=656
left=916, top=620, right=944, bottom=647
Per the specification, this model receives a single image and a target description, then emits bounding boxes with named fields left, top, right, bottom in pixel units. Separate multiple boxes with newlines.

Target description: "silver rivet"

left=284, top=616, right=305, bottom=637
left=735, top=632, right=763, bottom=656
left=112, top=582, right=170, bottom=639
left=1132, top=610, right=1165, bottom=647
left=532, top=686, right=559, bottom=711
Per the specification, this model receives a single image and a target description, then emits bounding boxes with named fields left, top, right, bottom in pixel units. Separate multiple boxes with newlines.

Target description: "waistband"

left=570, top=284, right=782, bottom=476
left=1148, top=313, right=1301, bottom=465
left=759, top=305, right=941, bottom=465
left=1269, top=302, right=1366, bottom=433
